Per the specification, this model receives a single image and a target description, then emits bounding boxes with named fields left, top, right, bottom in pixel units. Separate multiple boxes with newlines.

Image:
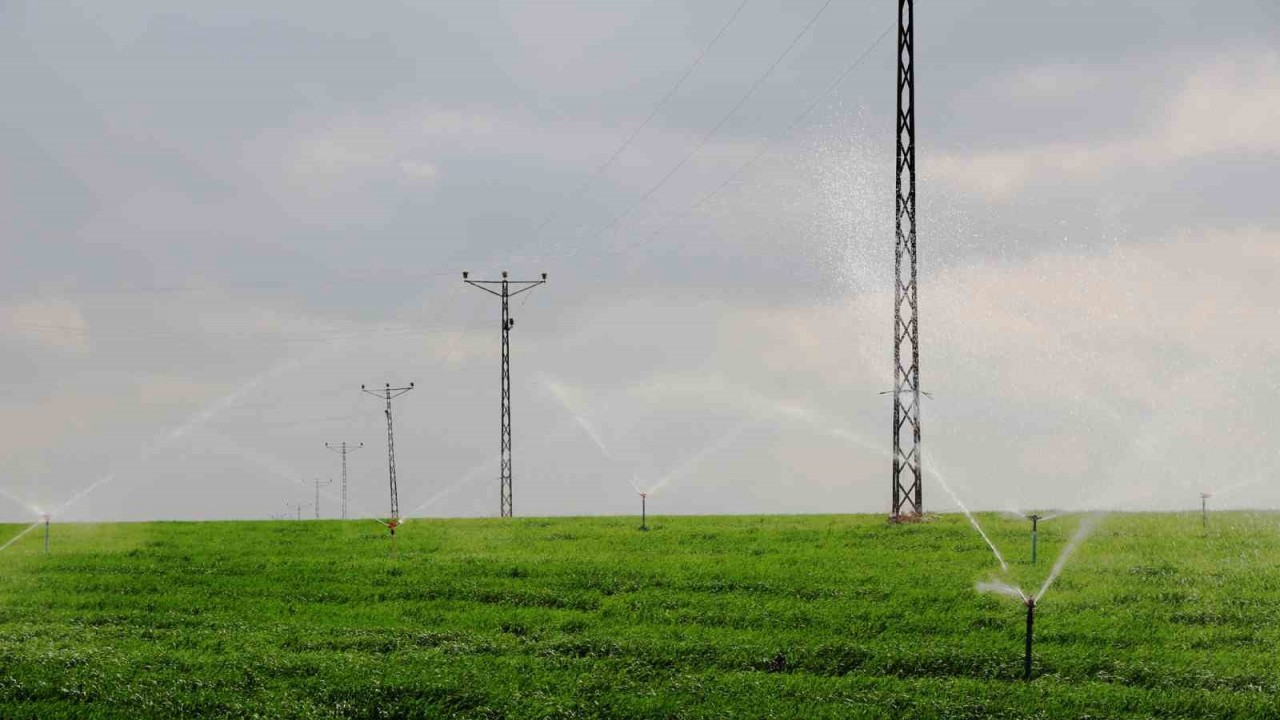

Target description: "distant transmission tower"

left=890, top=0, right=923, bottom=520
left=302, top=478, right=332, bottom=519
left=325, top=442, right=363, bottom=519
left=463, top=271, right=547, bottom=518
left=363, top=383, right=414, bottom=533
left=286, top=501, right=310, bottom=520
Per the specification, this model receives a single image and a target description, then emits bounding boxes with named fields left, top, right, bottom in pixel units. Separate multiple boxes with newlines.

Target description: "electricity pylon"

left=302, top=478, right=332, bottom=519
left=363, top=383, right=414, bottom=533
left=325, top=442, right=363, bottom=519
left=463, top=271, right=547, bottom=518
left=286, top=501, right=310, bottom=520
left=891, top=0, right=923, bottom=520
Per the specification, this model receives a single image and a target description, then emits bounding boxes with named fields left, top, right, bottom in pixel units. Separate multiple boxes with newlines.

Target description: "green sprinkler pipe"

left=1029, top=514, right=1042, bottom=565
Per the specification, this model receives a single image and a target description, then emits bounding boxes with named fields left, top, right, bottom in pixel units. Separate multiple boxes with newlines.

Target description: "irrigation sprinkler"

left=1200, top=492, right=1212, bottom=529
left=41, top=513, right=50, bottom=555
left=639, top=493, right=648, bottom=531
left=1024, top=595, right=1036, bottom=681
left=1028, top=514, right=1043, bottom=564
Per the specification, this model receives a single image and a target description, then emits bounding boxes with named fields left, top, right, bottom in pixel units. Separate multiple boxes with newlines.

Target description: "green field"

left=1, top=512, right=1278, bottom=718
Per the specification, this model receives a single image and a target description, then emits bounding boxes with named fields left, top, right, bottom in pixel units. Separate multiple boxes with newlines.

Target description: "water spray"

left=1028, top=514, right=1042, bottom=564
left=41, top=513, right=50, bottom=555
left=638, top=492, right=648, bottom=531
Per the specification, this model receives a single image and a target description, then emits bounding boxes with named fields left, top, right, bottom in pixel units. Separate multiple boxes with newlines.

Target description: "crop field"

left=1, top=512, right=1279, bottom=718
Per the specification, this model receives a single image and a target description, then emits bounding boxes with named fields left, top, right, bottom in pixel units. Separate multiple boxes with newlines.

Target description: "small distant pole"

left=1200, top=492, right=1211, bottom=529
left=639, top=493, right=648, bottom=531
left=326, top=442, right=363, bottom=520
left=302, top=478, right=333, bottom=519
left=464, top=270, right=548, bottom=518
left=286, top=501, right=310, bottom=520
left=1028, top=514, right=1043, bottom=564
left=41, top=513, right=50, bottom=555
left=363, top=383, right=414, bottom=534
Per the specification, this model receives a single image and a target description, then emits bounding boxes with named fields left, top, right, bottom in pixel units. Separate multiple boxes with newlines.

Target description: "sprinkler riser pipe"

left=44, top=519, right=50, bottom=555
left=1031, top=529, right=1037, bottom=565
left=1024, top=599, right=1035, bottom=681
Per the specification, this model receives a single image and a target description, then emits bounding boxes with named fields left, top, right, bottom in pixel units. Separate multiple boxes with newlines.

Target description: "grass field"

left=1, top=512, right=1278, bottom=718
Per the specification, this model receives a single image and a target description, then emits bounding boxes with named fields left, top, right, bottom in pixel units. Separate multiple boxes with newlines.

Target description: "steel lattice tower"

left=464, top=271, right=547, bottom=517
left=363, top=383, right=414, bottom=523
left=325, top=442, right=363, bottom=519
left=891, top=0, right=923, bottom=519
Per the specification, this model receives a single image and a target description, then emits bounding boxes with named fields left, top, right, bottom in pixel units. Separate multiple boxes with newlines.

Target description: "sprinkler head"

left=1024, top=594, right=1037, bottom=609
left=462, top=271, right=469, bottom=279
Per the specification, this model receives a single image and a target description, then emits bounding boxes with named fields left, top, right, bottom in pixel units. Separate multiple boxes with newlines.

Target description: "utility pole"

left=891, top=0, right=923, bottom=520
left=363, top=383, right=414, bottom=534
left=464, top=270, right=547, bottom=518
left=302, top=478, right=332, bottom=519
left=286, top=501, right=310, bottom=520
left=325, top=442, right=363, bottom=520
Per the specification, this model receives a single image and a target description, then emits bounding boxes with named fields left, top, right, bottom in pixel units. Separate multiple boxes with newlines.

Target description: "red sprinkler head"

left=387, top=519, right=399, bottom=536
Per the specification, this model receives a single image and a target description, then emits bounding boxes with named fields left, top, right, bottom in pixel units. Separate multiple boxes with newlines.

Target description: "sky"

left=2, top=0, right=1278, bottom=523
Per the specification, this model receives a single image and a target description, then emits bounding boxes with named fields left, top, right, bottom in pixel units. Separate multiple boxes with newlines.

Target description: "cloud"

left=2, top=297, right=91, bottom=353
left=931, top=48, right=1280, bottom=200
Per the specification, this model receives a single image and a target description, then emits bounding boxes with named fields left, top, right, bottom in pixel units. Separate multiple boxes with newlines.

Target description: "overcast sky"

left=3, top=1, right=1278, bottom=523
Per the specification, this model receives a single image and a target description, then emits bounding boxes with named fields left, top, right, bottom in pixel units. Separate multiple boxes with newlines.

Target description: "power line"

left=59, top=270, right=463, bottom=296
left=597, top=22, right=894, bottom=261
left=572, top=0, right=837, bottom=250
left=529, top=0, right=752, bottom=238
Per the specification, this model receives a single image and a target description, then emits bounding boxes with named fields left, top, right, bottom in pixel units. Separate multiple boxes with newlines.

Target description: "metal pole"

left=43, top=515, right=50, bottom=555
left=640, top=493, right=648, bottom=531
left=501, top=274, right=512, bottom=518
left=891, top=0, right=922, bottom=520
left=363, top=384, right=413, bottom=532
left=327, top=442, right=363, bottom=521
left=1024, top=597, right=1036, bottom=681
left=464, top=271, right=547, bottom=518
